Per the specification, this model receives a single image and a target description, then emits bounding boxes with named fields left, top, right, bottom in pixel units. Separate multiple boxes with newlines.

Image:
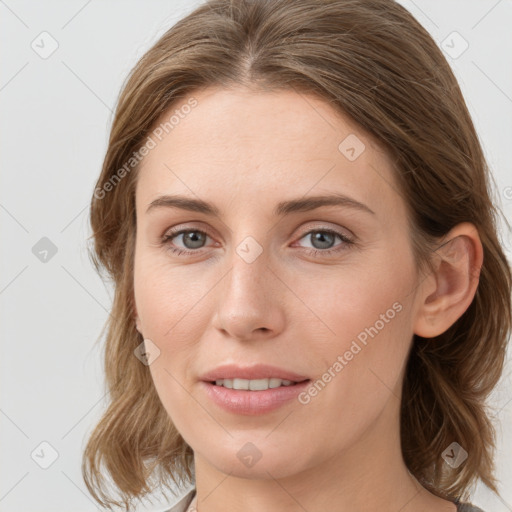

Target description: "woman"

left=82, top=1, right=511, bottom=511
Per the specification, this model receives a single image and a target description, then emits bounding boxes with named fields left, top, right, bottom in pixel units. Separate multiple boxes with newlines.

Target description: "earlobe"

left=413, top=223, right=483, bottom=338
left=135, top=316, right=142, bottom=334
left=134, top=305, right=143, bottom=335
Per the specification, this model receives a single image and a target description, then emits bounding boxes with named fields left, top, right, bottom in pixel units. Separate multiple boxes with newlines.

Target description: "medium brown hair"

left=83, top=0, right=512, bottom=509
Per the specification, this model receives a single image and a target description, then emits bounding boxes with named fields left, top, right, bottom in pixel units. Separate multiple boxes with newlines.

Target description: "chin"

left=201, top=442, right=314, bottom=480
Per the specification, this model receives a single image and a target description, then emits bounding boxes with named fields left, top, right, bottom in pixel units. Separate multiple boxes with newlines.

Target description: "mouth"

left=200, top=363, right=310, bottom=386
left=207, top=377, right=311, bottom=391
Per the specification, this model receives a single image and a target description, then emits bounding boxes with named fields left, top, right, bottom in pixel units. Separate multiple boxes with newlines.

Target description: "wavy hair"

left=82, top=0, right=512, bottom=509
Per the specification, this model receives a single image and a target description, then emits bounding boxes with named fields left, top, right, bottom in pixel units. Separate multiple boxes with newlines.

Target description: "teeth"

left=214, top=378, right=295, bottom=390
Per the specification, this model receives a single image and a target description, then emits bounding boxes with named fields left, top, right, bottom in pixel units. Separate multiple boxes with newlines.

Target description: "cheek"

left=133, top=252, right=214, bottom=339
left=295, top=257, right=413, bottom=343
left=298, top=258, right=415, bottom=398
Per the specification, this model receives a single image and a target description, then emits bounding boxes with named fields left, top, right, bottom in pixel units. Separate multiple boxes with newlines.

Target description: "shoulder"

left=161, top=487, right=196, bottom=512
left=457, top=502, right=486, bottom=512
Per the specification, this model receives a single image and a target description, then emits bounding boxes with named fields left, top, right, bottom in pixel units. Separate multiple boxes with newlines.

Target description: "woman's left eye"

left=161, top=227, right=354, bottom=257
left=294, top=229, right=354, bottom=255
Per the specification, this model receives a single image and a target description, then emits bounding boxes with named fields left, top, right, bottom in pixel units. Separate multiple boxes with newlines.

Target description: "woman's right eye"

left=161, top=228, right=213, bottom=256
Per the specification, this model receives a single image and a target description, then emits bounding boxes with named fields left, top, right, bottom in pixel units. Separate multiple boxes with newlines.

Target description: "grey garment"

left=164, top=488, right=487, bottom=512
left=457, top=503, right=486, bottom=512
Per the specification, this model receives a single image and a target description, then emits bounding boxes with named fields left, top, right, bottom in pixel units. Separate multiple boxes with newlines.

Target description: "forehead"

left=135, top=86, right=400, bottom=217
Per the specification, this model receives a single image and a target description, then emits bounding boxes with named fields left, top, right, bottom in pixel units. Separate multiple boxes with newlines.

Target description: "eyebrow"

left=146, top=193, right=375, bottom=217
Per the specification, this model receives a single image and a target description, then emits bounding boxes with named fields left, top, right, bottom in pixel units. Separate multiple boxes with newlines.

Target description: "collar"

left=163, top=487, right=196, bottom=512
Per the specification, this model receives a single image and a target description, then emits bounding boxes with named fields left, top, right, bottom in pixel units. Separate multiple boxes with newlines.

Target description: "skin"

left=133, top=85, right=483, bottom=512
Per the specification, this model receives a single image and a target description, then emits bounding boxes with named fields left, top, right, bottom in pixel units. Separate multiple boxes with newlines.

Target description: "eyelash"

left=160, top=226, right=354, bottom=257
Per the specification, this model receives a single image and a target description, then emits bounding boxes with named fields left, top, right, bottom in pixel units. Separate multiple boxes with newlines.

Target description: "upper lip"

left=200, top=364, right=310, bottom=382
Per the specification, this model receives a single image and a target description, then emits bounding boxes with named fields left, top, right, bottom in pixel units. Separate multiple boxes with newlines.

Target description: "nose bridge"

left=229, top=240, right=268, bottom=299
left=213, top=233, right=285, bottom=339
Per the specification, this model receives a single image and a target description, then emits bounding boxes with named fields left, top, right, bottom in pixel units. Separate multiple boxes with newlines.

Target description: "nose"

left=212, top=246, right=286, bottom=342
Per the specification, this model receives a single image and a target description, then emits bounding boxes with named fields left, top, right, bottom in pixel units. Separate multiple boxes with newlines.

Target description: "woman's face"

left=133, top=85, right=426, bottom=480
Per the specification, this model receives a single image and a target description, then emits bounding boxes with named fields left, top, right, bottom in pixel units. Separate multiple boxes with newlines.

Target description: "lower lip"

left=200, top=380, right=311, bottom=415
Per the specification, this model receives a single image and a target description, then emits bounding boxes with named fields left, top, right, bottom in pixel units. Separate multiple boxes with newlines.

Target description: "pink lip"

left=200, top=380, right=311, bottom=415
left=199, top=363, right=309, bottom=382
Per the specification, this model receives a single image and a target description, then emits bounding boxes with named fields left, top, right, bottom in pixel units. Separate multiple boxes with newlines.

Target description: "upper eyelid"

left=163, top=228, right=353, bottom=260
left=162, top=224, right=354, bottom=244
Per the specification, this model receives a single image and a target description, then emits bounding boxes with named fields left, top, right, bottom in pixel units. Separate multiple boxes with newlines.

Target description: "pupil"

left=184, top=231, right=205, bottom=249
left=312, top=231, right=334, bottom=249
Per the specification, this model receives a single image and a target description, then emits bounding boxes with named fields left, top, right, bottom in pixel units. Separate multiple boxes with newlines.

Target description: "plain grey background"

left=1, top=1, right=511, bottom=511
